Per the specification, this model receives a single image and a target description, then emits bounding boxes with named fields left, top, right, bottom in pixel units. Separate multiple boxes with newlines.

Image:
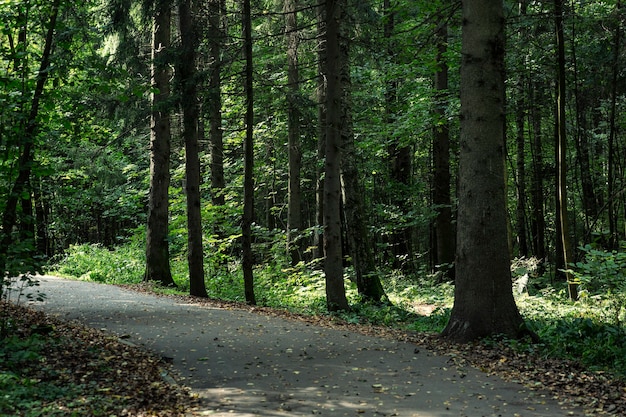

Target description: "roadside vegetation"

left=49, top=237, right=626, bottom=379
left=2, top=235, right=625, bottom=415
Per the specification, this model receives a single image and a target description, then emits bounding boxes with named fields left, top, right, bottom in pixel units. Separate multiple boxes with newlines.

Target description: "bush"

left=568, top=244, right=626, bottom=325
left=53, top=243, right=144, bottom=285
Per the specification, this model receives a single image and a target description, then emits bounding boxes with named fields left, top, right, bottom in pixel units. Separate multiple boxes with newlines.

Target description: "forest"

left=1, top=0, right=626, bottom=407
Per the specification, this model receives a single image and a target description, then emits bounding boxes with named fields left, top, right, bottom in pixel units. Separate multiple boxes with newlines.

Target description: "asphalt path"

left=25, top=276, right=583, bottom=417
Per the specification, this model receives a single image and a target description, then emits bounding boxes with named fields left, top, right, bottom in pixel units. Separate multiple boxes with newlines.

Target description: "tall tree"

left=606, top=0, right=622, bottom=249
left=208, top=0, right=226, bottom=207
left=242, top=0, right=256, bottom=305
left=529, top=81, right=546, bottom=264
left=144, top=0, right=176, bottom=287
left=323, top=0, right=349, bottom=312
left=339, top=14, right=386, bottom=303
left=441, top=0, right=529, bottom=342
left=384, top=0, right=412, bottom=269
left=179, top=0, right=208, bottom=297
left=513, top=0, right=529, bottom=258
left=1, top=0, right=61, bottom=275
left=313, top=0, right=327, bottom=262
left=432, top=3, right=455, bottom=281
left=285, top=0, right=303, bottom=265
left=554, top=0, right=577, bottom=300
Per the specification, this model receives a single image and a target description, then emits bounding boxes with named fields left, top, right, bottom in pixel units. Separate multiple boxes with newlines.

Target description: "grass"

left=48, top=242, right=626, bottom=379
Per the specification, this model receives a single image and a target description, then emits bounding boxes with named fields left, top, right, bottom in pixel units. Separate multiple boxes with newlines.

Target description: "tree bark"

left=432, top=7, right=455, bottom=281
left=607, top=0, right=622, bottom=249
left=441, top=0, right=529, bottom=342
left=285, top=0, right=302, bottom=265
left=384, top=0, right=412, bottom=269
left=515, top=90, right=528, bottom=257
left=554, top=0, right=577, bottom=300
left=313, top=1, right=327, bottom=262
left=339, top=25, right=386, bottom=303
left=530, top=81, right=546, bottom=263
left=242, top=0, right=256, bottom=305
left=323, top=0, right=349, bottom=312
left=144, top=0, right=176, bottom=287
left=179, top=0, right=208, bottom=298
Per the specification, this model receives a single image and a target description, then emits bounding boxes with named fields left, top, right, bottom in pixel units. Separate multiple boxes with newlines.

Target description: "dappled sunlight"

left=23, top=276, right=592, bottom=417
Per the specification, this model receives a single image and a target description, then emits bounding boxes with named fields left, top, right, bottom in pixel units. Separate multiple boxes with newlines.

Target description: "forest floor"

left=9, top=275, right=625, bottom=416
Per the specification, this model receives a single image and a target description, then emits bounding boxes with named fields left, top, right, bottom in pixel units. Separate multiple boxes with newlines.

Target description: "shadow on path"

left=28, top=276, right=583, bottom=417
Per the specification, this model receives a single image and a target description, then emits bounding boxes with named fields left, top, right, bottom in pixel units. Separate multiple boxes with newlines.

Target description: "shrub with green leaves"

left=567, top=243, right=626, bottom=326
left=570, top=244, right=626, bottom=294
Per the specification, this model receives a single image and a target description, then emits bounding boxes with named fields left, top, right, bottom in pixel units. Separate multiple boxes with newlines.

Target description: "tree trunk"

left=339, top=26, right=386, bottom=304
left=179, top=0, right=208, bottom=298
left=441, top=0, right=529, bottom=342
left=515, top=91, right=528, bottom=257
left=144, top=0, right=176, bottom=287
left=313, top=1, right=327, bottom=263
left=208, top=0, right=226, bottom=207
left=432, top=8, right=455, bottom=281
left=530, top=81, right=546, bottom=263
left=384, top=0, right=412, bottom=269
left=285, top=0, right=303, bottom=266
left=323, top=0, right=349, bottom=312
left=242, top=0, right=256, bottom=305
left=554, top=0, right=577, bottom=300
left=607, top=0, right=622, bottom=249
left=0, top=0, right=61, bottom=276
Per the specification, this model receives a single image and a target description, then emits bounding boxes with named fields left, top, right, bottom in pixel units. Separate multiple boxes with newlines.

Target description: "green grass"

left=50, top=242, right=626, bottom=378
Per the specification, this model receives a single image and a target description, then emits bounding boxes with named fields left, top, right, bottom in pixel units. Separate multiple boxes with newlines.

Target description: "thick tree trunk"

left=285, top=0, right=302, bottom=265
left=323, top=0, right=349, bottom=312
left=145, top=0, right=176, bottom=287
left=432, top=10, right=455, bottom=281
left=242, top=0, right=256, bottom=305
left=441, top=0, right=528, bottom=342
left=179, top=0, right=208, bottom=298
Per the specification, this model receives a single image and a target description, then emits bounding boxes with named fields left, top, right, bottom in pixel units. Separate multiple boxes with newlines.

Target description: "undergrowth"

left=50, top=241, right=626, bottom=379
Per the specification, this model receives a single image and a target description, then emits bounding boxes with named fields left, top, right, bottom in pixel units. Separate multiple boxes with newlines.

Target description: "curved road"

left=26, top=276, right=582, bottom=417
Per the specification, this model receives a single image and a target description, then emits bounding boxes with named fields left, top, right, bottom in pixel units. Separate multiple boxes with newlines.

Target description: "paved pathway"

left=27, top=276, right=583, bottom=417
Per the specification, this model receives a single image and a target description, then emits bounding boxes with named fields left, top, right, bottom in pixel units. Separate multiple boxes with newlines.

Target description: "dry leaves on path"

left=124, top=285, right=626, bottom=416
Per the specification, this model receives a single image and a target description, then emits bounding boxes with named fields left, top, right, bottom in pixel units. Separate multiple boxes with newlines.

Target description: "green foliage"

left=53, top=243, right=144, bottom=285
left=569, top=244, right=626, bottom=294
left=517, top=290, right=626, bottom=377
left=567, top=244, right=626, bottom=325
left=0, top=334, right=79, bottom=416
left=52, top=236, right=626, bottom=378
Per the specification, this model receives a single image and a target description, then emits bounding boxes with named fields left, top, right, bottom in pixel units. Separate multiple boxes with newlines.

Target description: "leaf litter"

left=1, top=301, right=197, bottom=416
